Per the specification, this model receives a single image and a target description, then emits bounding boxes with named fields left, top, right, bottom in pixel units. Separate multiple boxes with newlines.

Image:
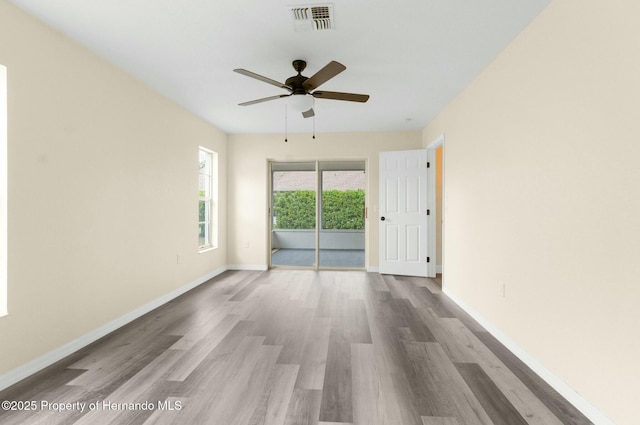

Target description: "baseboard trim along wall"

left=227, top=264, right=269, bottom=271
left=0, top=266, right=229, bottom=392
left=442, top=287, right=615, bottom=425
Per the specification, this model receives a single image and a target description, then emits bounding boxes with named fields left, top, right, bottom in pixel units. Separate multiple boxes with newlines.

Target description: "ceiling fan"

left=233, top=60, right=369, bottom=118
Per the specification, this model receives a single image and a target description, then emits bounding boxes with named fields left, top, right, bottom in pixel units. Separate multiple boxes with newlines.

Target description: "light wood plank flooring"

left=0, top=270, right=592, bottom=425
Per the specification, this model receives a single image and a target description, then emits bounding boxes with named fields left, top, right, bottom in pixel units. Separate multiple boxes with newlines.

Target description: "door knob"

left=380, top=216, right=386, bottom=221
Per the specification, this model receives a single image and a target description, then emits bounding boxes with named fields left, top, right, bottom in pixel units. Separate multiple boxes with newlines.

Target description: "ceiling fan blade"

left=239, top=94, right=290, bottom=106
left=302, top=61, right=346, bottom=91
left=312, top=91, right=369, bottom=103
left=302, top=108, right=315, bottom=118
left=234, top=69, right=292, bottom=91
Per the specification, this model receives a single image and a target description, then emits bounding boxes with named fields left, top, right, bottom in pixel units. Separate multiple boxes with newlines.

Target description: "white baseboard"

left=367, top=266, right=379, bottom=273
left=0, top=266, right=228, bottom=392
left=227, top=264, right=268, bottom=271
left=436, top=264, right=443, bottom=274
left=442, top=287, right=615, bottom=425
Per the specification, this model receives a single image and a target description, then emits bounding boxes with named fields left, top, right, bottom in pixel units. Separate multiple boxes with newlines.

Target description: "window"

left=198, top=147, right=217, bottom=251
left=1, top=65, right=7, bottom=316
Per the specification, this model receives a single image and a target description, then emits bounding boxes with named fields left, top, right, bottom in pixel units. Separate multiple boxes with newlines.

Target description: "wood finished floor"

left=0, top=270, right=593, bottom=425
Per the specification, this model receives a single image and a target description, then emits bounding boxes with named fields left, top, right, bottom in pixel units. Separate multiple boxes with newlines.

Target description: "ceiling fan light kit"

left=289, top=94, right=314, bottom=112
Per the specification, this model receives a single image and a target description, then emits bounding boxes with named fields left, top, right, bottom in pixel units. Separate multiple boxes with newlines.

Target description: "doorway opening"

left=270, top=160, right=366, bottom=270
left=427, top=135, right=444, bottom=285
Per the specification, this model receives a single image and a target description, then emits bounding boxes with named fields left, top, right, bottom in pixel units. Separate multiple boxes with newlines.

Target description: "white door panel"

left=379, top=149, right=428, bottom=276
left=386, top=225, right=399, bottom=261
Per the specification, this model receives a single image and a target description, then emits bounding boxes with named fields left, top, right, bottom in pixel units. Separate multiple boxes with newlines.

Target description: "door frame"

left=426, top=134, right=445, bottom=279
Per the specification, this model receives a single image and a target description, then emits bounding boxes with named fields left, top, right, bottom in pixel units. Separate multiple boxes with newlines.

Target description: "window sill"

left=198, top=246, right=217, bottom=254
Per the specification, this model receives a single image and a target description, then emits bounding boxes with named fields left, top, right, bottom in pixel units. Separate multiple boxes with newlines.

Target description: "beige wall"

left=423, top=1, right=640, bottom=424
left=227, top=132, right=422, bottom=268
left=0, top=2, right=227, bottom=375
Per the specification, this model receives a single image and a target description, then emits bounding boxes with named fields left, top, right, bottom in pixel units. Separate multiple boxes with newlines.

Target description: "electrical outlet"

left=500, top=281, right=506, bottom=298
left=177, top=254, right=182, bottom=264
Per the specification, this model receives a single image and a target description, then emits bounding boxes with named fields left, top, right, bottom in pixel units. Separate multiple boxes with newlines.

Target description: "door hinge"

left=426, top=161, right=431, bottom=168
left=426, top=209, right=430, bottom=215
left=426, top=257, right=430, bottom=263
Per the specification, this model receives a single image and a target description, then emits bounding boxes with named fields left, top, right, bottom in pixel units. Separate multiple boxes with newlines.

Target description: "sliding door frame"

left=268, top=158, right=367, bottom=271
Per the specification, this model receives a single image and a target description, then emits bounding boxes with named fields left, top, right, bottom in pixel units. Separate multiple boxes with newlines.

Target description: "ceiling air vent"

left=290, top=4, right=334, bottom=32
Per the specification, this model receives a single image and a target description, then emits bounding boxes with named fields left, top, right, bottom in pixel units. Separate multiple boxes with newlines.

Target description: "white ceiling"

left=9, top=0, right=550, bottom=134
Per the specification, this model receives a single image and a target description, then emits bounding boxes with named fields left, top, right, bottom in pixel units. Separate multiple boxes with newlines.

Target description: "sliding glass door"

left=318, top=164, right=366, bottom=268
left=270, top=160, right=366, bottom=270
left=271, top=162, right=317, bottom=268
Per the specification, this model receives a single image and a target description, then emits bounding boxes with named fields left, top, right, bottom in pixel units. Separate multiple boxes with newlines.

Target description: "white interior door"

left=379, top=149, right=428, bottom=276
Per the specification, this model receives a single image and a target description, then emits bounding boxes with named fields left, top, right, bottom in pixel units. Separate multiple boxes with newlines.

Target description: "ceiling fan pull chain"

left=312, top=115, right=316, bottom=139
left=284, top=104, right=288, bottom=142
